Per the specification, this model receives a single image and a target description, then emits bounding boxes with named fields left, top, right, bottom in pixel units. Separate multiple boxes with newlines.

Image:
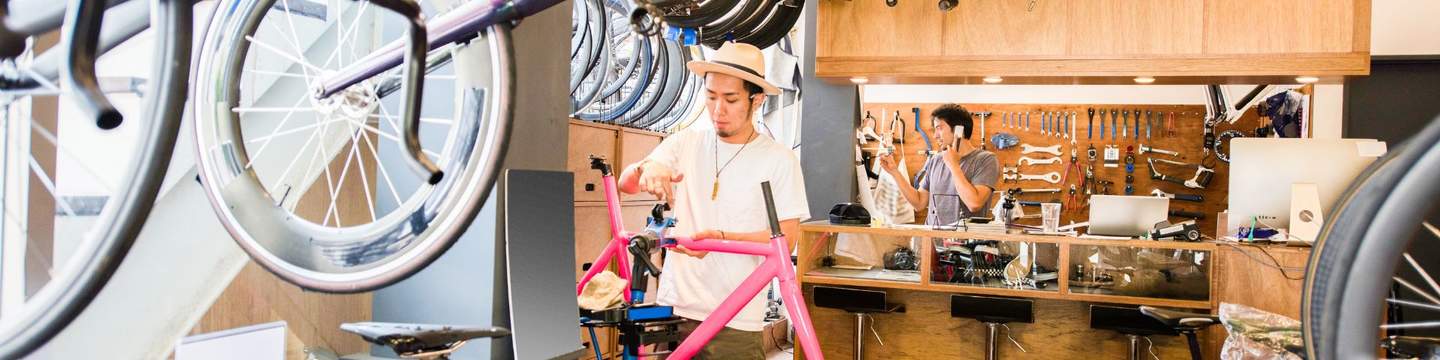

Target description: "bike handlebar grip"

left=62, top=0, right=124, bottom=130
left=1177, top=194, right=1204, bottom=202
left=761, top=181, right=781, bottom=238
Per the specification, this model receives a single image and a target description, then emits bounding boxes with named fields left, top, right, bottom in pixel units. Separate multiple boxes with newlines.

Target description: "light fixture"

left=1295, top=76, right=1320, bottom=84
left=850, top=76, right=869, bottom=84
left=938, top=0, right=957, bottom=11
left=983, top=76, right=1004, bottom=84
left=1133, top=76, right=1156, bottom=84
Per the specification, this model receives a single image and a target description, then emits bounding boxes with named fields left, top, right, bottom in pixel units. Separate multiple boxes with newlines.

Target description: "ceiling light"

left=1295, top=76, right=1320, bottom=84
left=983, top=76, right=1004, bottom=84
left=850, top=76, right=869, bottom=84
left=1133, top=76, right=1156, bottom=84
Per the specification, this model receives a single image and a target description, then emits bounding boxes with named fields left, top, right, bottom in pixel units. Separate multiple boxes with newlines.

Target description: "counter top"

left=801, top=221, right=1218, bottom=251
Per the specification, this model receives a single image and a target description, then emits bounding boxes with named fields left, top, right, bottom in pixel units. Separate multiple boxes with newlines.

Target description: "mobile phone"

left=953, top=125, right=965, bottom=148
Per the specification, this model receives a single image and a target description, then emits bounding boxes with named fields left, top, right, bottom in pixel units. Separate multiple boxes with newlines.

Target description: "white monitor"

left=1227, top=138, right=1385, bottom=235
left=175, top=321, right=285, bottom=360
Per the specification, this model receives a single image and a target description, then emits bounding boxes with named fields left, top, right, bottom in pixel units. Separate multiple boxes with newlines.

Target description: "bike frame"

left=576, top=159, right=823, bottom=359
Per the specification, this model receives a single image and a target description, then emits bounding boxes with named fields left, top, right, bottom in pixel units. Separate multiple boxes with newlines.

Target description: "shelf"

left=801, top=222, right=1218, bottom=251
left=806, top=267, right=922, bottom=283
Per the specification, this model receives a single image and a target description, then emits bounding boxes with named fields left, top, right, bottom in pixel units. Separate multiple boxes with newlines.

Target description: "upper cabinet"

left=817, top=0, right=1370, bottom=84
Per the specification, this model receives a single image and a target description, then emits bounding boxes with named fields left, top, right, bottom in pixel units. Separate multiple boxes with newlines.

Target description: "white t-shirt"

left=646, top=126, right=810, bottom=332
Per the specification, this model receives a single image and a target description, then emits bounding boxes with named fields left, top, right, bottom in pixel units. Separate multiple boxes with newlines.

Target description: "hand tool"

left=1025, top=112, right=1030, bottom=131
left=1133, top=109, right=1141, bottom=139
left=1167, top=111, right=1176, bottom=137
left=1138, top=144, right=1180, bottom=157
left=1018, top=156, right=1062, bottom=166
left=1103, top=145, right=1119, bottom=168
left=1110, top=109, right=1117, bottom=139
left=1121, top=110, right=1129, bottom=138
left=1020, top=143, right=1062, bottom=155
left=913, top=107, right=932, bottom=152
left=1041, top=112, right=1049, bottom=136
left=1087, top=108, right=1094, bottom=139
left=1069, top=112, right=1077, bottom=143
left=1098, top=109, right=1106, bottom=139
left=1150, top=188, right=1203, bottom=202
left=1017, top=188, right=1061, bottom=194
left=975, top=111, right=990, bottom=149
left=1145, top=110, right=1152, bottom=139
left=1086, top=144, right=1097, bottom=162
left=1063, top=112, right=1070, bottom=140
left=1018, top=171, right=1062, bottom=184
left=1146, top=158, right=1215, bottom=189
left=1168, top=210, right=1206, bottom=220
left=1002, top=166, right=1019, bottom=183
left=1055, top=112, right=1062, bottom=138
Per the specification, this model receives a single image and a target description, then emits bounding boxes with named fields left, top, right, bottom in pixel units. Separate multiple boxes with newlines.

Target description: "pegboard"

left=861, top=103, right=1277, bottom=238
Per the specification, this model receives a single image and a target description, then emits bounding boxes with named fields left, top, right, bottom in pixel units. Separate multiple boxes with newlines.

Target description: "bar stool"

left=812, top=286, right=905, bottom=360
left=950, top=295, right=1033, bottom=360
left=1089, top=305, right=1180, bottom=360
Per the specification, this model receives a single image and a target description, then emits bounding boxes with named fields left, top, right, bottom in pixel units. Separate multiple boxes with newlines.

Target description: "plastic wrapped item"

left=1218, top=303, right=1304, bottom=360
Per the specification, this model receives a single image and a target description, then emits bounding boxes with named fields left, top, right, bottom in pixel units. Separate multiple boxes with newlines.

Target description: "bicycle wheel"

left=192, top=0, right=514, bottom=292
left=1304, top=116, right=1440, bottom=359
left=0, top=0, right=188, bottom=356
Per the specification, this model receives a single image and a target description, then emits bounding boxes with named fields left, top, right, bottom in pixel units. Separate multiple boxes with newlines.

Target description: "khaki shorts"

left=675, top=319, right=765, bottom=360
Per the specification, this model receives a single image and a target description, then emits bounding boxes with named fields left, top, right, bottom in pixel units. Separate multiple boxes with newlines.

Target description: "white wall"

left=1371, top=0, right=1440, bottom=56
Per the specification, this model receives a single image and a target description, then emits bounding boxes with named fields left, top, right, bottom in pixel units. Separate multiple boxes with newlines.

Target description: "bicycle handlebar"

left=62, top=0, right=123, bottom=129
left=761, top=181, right=781, bottom=238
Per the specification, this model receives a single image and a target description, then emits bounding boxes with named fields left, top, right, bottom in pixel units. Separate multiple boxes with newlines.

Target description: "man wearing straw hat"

left=618, top=41, right=809, bottom=359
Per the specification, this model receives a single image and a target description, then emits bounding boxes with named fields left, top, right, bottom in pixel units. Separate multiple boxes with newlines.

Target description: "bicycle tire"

left=650, top=0, right=739, bottom=29
left=0, top=0, right=188, bottom=356
left=730, top=1, right=801, bottom=49
left=1304, top=116, right=1440, bottom=359
left=192, top=0, right=515, bottom=292
left=621, top=38, right=681, bottom=128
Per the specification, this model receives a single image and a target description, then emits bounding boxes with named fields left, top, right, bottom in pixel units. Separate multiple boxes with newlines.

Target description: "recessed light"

left=1133, top=76, right=1156, bottom=84
left=983, top=76, right=1004, bottom=84
left=850, top=77, right=869, bottom=84
left=1295, top=76, right=1320, bottom=84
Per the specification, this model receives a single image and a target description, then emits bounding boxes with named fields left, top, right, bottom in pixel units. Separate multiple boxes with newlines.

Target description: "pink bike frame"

left=575, top=165, right=824, bottom=359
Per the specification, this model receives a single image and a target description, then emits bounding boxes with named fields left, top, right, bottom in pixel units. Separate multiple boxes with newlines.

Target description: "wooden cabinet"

left=817, top=0, right=1370, bottom=84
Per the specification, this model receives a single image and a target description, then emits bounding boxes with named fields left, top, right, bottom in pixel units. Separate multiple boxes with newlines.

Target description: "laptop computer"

left=1088, top=195, right=1170, bottom=237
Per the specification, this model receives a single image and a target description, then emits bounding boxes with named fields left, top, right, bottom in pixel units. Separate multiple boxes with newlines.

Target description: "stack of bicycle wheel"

left=569, top=0, right=804, bottom=133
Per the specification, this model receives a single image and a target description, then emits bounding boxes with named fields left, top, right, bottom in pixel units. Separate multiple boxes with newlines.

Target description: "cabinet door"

left=570, top=123, right=618, bottom=202
left=619, top=131, right=663, bottom=202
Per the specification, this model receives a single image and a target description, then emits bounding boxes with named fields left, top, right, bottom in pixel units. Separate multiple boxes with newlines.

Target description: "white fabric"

left=647, top=125, right=811, bottom=332
left=873, top=169, right=916, bottom=224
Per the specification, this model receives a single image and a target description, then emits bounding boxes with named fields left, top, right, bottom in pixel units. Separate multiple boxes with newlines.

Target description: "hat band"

left=713, top=60, right=763, bottom=78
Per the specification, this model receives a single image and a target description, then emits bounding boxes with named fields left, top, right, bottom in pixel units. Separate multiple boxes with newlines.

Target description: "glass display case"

left=929, top=237, right=1060, bottom=292
left=802, top=231, right=923, bottom=283
left=1067, top=244, right=1211, bottom=301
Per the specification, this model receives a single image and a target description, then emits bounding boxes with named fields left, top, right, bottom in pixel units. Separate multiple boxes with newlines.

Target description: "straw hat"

left=686, top=42, right=781, bottom=96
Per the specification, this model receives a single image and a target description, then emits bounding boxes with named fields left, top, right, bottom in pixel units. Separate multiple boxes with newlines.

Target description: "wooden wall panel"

left=191, top=263, right=372, bottom=359
left=799, top=287, right=1195, bottom=359
left=618, top=129, right=663, bottom=202
left=570, top=122, right=619, bottom=202
left=1202, top=0, right=1357, bottom=54
left=1067, top=0, right=1204, bottom=56
left=865, top=102, right=1272, bottom=238
left=941, top=0, right=1069, bottom=56
left=818, top=0, right=944, bottom=57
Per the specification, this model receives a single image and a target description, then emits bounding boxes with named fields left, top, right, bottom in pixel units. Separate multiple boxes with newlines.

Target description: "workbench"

left=796, top=221, right=1308, bottom=359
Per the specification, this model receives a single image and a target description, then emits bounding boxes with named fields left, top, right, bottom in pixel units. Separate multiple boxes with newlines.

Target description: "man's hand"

left=942, top=138, right=975, bottom=166
left=673, top=245, right=709, bottom=259
left=638, top=161, right=685, bottom=201
left=877, top=153, right=900, bottom=175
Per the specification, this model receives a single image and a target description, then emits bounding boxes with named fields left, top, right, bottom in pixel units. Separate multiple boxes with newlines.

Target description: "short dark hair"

left=931, top=104, right=974, bottom=139
left=742, top=81, right=764, bottom=97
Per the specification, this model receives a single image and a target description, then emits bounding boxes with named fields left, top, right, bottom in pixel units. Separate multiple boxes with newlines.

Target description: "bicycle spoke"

left=368, top=114, right=453, bottom=126
left=262, top=16, right=315, bottom=85
left=320, top=1, right=370, bottom=70
left=28, top=119, right=114, bottom=194
left=1381, top=321, right=1440, bottom=330
left=1403, top=252, right=1440, bottom=304
left=371, top=102, right=444, bottom=161
left=345, top=126, right=378, bottom=222
left=1395, top=276, right=1440, bottom=305
left=240, top=96, right=318, bottom=168
left=245, top=35, right=325, bottom=74
left=231, top=106, right=317, bottom=113
left=269, top=118, right=328, bottom=200
left=277, top=0, right=318, bottom=81
left=243, top=68, right=311, bottom=78
left=26, top=157, right=78, bottom=217
left=357, top=126, right=404, bottom=206
left=1387, top=297, right=1440, bottom=312
left=324, top=127, right=365, bottom=226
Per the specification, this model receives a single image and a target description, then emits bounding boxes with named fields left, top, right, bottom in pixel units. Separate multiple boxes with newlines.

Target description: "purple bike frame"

left=576, top=167, right=824, bottom=359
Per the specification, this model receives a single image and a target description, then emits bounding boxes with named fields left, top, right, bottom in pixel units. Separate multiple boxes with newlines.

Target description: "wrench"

left=1063, top=112, right=1070, bottom=139
left=1134, top=109, right=1142, bottom=138
left=1145, top=110, right=1153, bottom=139
left=1018, top=156, right=1062, bottom=166
left=1041, top=112, right=1049, bottom=136
left=976, top=111, right=990, bottom=149
left=1151, top=188, right=1204, bottom=202
left=1139, top=144, right=1180, bottom=157
left=1121, top=110, right=1129, bottom=138
left=1017, top=188, right=1062, bottom=194
left=1087, top=108, right=1094, bottom=139
left=1021, top=143, right=1062, bottom=155
left=1110, top=109, right=1118, bottom=139
left=1018, top=171, right=1062, bottom=184
left=1099, top=109, right=1106, bottom=139
left=1068, top=112, right=1076, bottom=143
left=1025, top=112, right=1031, bottom=131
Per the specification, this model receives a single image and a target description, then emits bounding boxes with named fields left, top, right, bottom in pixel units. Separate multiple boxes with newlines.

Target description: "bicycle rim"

left=192, top=0, right=514, bottom=292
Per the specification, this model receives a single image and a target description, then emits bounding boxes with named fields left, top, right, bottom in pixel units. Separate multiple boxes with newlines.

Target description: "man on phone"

left=879, top=104, right=999, bottom=225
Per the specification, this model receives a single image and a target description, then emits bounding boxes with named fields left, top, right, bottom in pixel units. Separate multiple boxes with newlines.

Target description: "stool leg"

left=1127, top=334, right=1142, bottom=360
left=985, top=322, right=1001, bottom=360
left=854, top=313, right=866, bottom=360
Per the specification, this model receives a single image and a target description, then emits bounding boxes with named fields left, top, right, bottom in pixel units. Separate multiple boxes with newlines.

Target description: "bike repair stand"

left=812, top=286, right=905, bottom=360
left=579, top=209, right=685, bottom=360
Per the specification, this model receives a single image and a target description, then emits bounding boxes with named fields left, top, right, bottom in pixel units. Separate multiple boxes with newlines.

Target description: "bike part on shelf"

left=1021, top=143, right=1062, bottom=156
left=884, top=247, right=920, bottom=271
left=1148, top=221, right=1202, bottom=242
left=1215, top=130, right=1244, bottom=163
left=1138, top=144, right=1180, bottom=157
left=1146, top=158, right=1215, bottom=189
left=991, top=132, right=1019, bottom=150
left=829, top=203, right=872, bottom=225
left=1018, top=156, right=1062, bottom=166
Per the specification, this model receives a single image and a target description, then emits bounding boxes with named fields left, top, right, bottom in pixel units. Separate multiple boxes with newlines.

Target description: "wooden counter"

left=798, top=222, right=1307, bottom=359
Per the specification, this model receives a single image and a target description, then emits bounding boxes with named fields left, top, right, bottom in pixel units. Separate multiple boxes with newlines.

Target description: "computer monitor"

left=1227, top=138, right=1384, bottom=235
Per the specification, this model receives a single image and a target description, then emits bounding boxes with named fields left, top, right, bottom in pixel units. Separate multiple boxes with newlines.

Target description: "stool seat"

left=1089, top=305, right=1178, bottom=337
left=814, top=286, right=905, bottom=314
left=1139, top=306, right=1218, bottom=330
left=951, top=295, right=1034, bottom=324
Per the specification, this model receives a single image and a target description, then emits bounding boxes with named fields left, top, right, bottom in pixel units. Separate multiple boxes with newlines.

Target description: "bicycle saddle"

left=1138, top=306, right=1219, bottom=330
left=339, top=322, right=510, bottom=358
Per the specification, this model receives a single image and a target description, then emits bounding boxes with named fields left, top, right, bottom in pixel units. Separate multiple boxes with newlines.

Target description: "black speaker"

left=950, top=295, right=1034, bottom=323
